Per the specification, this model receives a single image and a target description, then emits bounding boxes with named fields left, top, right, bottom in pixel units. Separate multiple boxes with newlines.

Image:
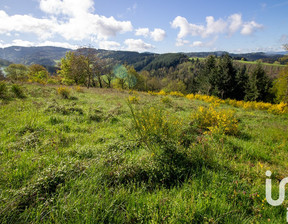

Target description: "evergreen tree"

left=234, top=65, right=249, bottom=100
left=245, top=62, right=272, bottom=102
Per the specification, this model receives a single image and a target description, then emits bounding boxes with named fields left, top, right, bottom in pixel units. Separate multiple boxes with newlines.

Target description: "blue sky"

left=0, top=0, right=287, bottom=53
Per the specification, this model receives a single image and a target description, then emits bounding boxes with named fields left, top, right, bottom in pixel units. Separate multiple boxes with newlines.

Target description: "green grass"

left=235, top=60, right=286, bottom=67
left=1, top=83, right=288, bottom=223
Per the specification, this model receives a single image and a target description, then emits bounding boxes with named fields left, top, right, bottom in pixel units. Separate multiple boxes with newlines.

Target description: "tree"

left=214, top=54, right=237, bottom=99
left=234, top=65, right=249, bottom=100
left=245, top=62, right=272, bottom=102
left=28, top=64, right=49, bottom=83
left=274, top=65, right=288, bottom=103
left=58, top=51, right=87, bottom=86
left=5, top=64, right=29, bottom=82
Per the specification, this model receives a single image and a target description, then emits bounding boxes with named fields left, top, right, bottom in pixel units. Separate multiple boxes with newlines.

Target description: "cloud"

left=0, top=0, right=133, bottom=43
left=57, top=14, right=133, bottom=41
left=190, top=41, right=204, bottom=47
left=39, top=0, right=94, bottom=17
left=0, top=39, right=78, bottom=49
left=135, top=28, right=166, bottom=41
left=175, top=38, right=189, bottom=47
left=124, top=39, right=154, bottom=52
left=171, top=13, right=263, bottom=40
left=228, top=14, right=242, bottom=35
left=241, top=21, right=263, bottom=35
left=135, top=28, right=150, bottom=37
left=0, top=10, right=57, bottom=39
left=98, top=41, right=121, bottom=50
left=150, top=29, right=166, bottom=42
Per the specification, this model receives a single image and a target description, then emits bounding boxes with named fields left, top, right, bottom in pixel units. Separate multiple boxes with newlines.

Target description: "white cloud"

left=241, top=21, right=263, bottom=35
left=228, top=14, right=242, bottom=35
left=175, top=38, right=190, bottom=47
left=135, top=28, right=166, bottom=41
left=124, top=39, right=154, bottom=52
left=171, top=14, right=263, bottom=40
left=57, top=14, right=133, bottom=41
left=98, top=41, right=121, bottom=50
left=0, top=39, right=78, bottom=49
left=0, top=10, right=57, bottom=39
left=135, top=28, right=150, bottom=37
left=39, top=0, right=94, bottom=17
left=150, top=29, right=166, bottom=41
left=0, top=0, right=133, bottom=44
left=190, top=41, right=204, bottom=47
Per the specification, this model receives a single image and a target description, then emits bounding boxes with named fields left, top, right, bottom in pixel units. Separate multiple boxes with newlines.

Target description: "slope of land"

left=0, top=84, right=288, bottom=223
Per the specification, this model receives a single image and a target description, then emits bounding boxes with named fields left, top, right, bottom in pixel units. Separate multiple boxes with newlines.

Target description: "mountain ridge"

left=0, top=46, right=287, bottom=70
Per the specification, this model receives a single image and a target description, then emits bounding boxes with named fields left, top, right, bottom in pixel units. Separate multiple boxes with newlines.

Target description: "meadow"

left=1, top=83, right=288, bottom=223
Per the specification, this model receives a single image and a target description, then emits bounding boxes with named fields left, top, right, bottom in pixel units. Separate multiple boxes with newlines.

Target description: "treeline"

left=1, top=48, right=288, bottom=103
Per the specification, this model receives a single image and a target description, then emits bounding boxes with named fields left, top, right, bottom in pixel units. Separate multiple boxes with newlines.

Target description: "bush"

left=169, top=91, right=185, bottom=97
left=161, top=96, right=172, bottom=105
left=11, top=84, right=25, bottom=98
left=128, top=104, right=182, bottom=150
left=57, top=86, right=71, bottom=99
left=192, top=105, right=238, bottom=135
left=128, top=95, right=140, bottom=104
left=0, top=81, right=8, bottom=99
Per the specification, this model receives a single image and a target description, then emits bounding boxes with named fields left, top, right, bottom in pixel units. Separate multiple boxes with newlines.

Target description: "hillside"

left=0, top=46, right=286, bottom=71
left=0, top=46, right=70, bottom=66
left=0, top=83, right=288, bottom=223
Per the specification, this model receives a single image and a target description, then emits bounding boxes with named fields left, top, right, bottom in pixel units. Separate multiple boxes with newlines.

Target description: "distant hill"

left=0, top=46, right=286, bottom=73
left=0, top=46, right=70, bottom=66
left=185, top=51, right=287, bottom=63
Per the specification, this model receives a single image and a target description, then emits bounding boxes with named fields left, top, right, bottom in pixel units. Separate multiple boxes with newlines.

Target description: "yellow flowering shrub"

left=169, top=91, right=184, bottom=97
left=192, top=105, right=238, bottom=135
left=158, top=90, right=167, bottom=96
left=268, top=102, right=288, bottom=114
left=128, top=96, right=140, bottom=104
left=129, top=105, right=182, bottom=143
left=57, top=86, right=71, bottom=99
left=186, top=93, right=224, bottom=106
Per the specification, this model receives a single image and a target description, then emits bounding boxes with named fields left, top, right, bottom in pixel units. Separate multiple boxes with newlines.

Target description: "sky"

left=0, top=0, right=288, bottom=53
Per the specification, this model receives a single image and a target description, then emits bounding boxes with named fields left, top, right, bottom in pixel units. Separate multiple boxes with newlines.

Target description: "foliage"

left=5, top=64, right=29, bottom=82
left=245, top=62, right=273, bottom=102
left=57, top=86, right=71, bottom=99
left=192, top=105, right=239, bottom=135
left=0, top=81, right=8, bottom=99
left=273, top=66, right=288, bottom=103
left=28, top=64, right=49, bottom=84
left=11, top=84, right=25, bottom=98
left=128, top=104, right=182, bottom=149
left=57, top=51, right=87, bottom=86
left=128, top=95, right=140, bottom=104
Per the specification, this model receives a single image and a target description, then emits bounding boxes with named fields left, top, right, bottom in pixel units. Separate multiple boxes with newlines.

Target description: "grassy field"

left=1, top=83, right=288, bottom=223
left=235, top=60, right=286, bottom=67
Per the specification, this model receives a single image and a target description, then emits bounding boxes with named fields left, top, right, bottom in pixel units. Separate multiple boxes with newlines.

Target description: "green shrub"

left=161, top=96, right=172, bottom=105
left=0, top=81, right=8, bottom=99
left=11, top=84, right=25, bottom=98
